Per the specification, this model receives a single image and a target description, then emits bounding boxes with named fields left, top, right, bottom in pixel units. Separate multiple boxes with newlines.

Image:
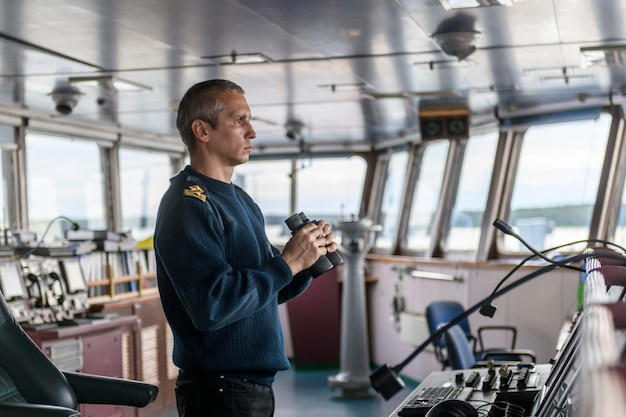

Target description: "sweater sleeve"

left=277, top=272, right=312, bottom=304
left=155, top=189, right=294, bottom=332
left=275, top=243, right=313, bottom=303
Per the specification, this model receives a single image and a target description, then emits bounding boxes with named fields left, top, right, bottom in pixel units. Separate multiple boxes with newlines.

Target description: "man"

left=154, top=79, right=338, bottom=417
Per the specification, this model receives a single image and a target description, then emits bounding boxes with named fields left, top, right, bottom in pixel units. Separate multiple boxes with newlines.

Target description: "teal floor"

left=166, top=366, right=418, bottom=417
left=274, top=367, right=417, bottom=417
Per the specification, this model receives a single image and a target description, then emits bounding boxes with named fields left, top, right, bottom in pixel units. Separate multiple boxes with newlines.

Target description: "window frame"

left=489, top=110, right=616, bottom=259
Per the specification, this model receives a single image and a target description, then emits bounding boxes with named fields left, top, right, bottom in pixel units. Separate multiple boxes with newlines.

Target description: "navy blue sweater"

left=154, top=166, right=312, bottom=386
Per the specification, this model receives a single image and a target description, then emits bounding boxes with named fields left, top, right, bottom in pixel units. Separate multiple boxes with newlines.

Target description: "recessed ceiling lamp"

left=522, top=66, right=580, bottom=76
left=438, top=0, right=513, bottom=10
left=318, top=82, right=368, bottom=92
left=580, top=45, right=626, bottom=68
left=68, top=75, right=152, bottom=94
left=361, top=90, right=460, bottom=100
left=540, top=74, right=592, bottom=84
left=529, top=67, right=591, bottom=85
left=414, top=59, right=476, bottom=70
left=201, top=50, right=272, bottom=65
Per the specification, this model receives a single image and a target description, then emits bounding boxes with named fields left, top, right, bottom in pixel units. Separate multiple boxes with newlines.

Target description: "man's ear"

left=191, top=119, right=211, bottom=143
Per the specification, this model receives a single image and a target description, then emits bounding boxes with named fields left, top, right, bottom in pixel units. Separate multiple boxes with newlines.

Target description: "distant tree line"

left=453, top=204, right=597, bottom=228
left=510, top=205, right=595, bottom=227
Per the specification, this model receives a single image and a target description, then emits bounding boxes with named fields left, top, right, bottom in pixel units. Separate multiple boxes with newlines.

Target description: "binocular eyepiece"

left=285, top=212, right=343, bottom=278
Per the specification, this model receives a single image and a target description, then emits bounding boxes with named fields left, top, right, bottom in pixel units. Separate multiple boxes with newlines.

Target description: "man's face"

left=207, top=90, right=256, bottom=167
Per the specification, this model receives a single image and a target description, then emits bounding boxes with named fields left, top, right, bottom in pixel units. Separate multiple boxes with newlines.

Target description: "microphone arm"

left=369, top=250, right=618, bottom=400
left=492, top=218, right=581, bottom=271
left=493, top=218, right=547, bottom=263
left=479, top=218, right=589, bottom=317
left=479, top=236, right=626, bottom=317
left=20, top=216, right=80, bottom=259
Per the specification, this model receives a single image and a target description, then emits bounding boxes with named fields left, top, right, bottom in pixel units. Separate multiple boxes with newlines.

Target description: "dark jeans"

left=176, top=374, right=275, bottom=417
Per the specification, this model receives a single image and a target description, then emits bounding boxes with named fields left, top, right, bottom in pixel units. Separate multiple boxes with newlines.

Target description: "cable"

left=479, top=237, right=626, bottom=317
left=476, top=401, right=524, bottom=417
left=481, top=218, right=626, bottom=317
left=369, top=248, right=626, bottom=400
left=396, top=255, right=582, bottom=371
left=493, top=238, right=625, bottom=292
left=19, top=216, right=80, bottom=259
left=493, top=218, right=583, bottom=272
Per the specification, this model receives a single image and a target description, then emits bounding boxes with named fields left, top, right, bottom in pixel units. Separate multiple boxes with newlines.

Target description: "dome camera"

left=49, top=85, right=83, bottom=115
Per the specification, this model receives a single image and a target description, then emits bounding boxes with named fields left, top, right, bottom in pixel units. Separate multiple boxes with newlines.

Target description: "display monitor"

left=0, top=261, right=27, bottom=301
left=59, top=258, right=87, bottom=294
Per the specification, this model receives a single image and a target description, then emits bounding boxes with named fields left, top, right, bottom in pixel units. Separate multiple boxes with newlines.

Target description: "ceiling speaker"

left=419, top=106, right=470, bottom=140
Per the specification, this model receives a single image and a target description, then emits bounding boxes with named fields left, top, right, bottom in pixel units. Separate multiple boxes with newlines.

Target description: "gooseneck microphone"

left=479, top=218, right=602, bottom=317
left=481, top=218, right=576, bottom=318
left=371, top=256, right=578, bottom=399
left=479, top=235, right=626, bottom=318
left=492, top=218, right=582, bottom=270
left=369, top=246, right=626, bottom=400
left=20, top=216, right=80, bottom=259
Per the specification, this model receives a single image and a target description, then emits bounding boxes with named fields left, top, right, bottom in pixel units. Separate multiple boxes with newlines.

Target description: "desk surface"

left=24, top=314, right=138, bottom=339
left=388, top=364, right=552, bottom=417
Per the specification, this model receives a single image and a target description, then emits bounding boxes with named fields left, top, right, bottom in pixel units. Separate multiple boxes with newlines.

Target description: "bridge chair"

left=426, top=300, right=535, bottom=369
left=444, top=324, right=537, bottom=370
left=0, top=291, right=158, bottom=417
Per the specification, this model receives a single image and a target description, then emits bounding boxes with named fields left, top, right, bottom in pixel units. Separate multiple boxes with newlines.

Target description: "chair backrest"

left=425, top=301, right=472, bottom=349
left=0, top=291, right=78, bottom=410
left=444, top=324, right=476, bottom=370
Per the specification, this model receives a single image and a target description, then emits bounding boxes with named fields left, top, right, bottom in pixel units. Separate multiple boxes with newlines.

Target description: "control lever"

left=516, top=367, right=531, bottom=389
left=498, top=365, right=513, bottom=389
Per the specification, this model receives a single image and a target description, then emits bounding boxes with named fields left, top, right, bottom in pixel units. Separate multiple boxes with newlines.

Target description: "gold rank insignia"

left=183, top=184, right=206, bottom=202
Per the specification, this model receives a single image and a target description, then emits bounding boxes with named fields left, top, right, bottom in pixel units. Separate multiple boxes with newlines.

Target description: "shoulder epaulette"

left=183, top=184, right=206, bottom=202
left=181, top=175, right=225, bottom=230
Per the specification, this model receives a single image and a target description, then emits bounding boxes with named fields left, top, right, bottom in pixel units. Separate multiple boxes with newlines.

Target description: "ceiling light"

left=438, top=0, right=513, bottom=10
left=201, top=51, right=272, bottom=65
left=361, top=90, right=460, bottom=100
left=318, top=82, right=368, bottom=92
left=414, top=59, right=476, bottom=70
left=474, top=84, right=519, bottom=93
left=540, top=74, right=592, bottom=84
left=581, top=45, right=626, bottom=68
left=522, top=66, right=580, bottom=76
left=68, top=75, right=152, bottom=94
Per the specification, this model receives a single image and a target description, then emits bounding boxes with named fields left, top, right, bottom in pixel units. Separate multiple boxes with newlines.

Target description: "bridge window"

left=295, top=156, right=365, bottom=221
left=501, top=114, right=611, bottom=253
left=119, top=148, right=172, bottom=241
left=234, top=159, right=292, bottom=244
left=0, top=126, right=14, bottom=230
left=373, top=150, right=409, bottom=250
left=25, top=133, right=106, bottom=240
left=444, top=131, right=498, bottom=252
left=616, top=197, right=626, bottom=246
left=612, top=117, right=626, bottom=247
left=236, top=156, right=366, bottom=245
left=405, top=140, right=450, bottom=252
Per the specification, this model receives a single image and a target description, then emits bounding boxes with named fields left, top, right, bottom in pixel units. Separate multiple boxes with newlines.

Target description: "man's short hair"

left=176, top=79, right=245, bottom=152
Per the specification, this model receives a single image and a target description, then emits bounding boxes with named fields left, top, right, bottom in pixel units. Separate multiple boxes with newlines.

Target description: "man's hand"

left=281, top=220, right=337, bottom=276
